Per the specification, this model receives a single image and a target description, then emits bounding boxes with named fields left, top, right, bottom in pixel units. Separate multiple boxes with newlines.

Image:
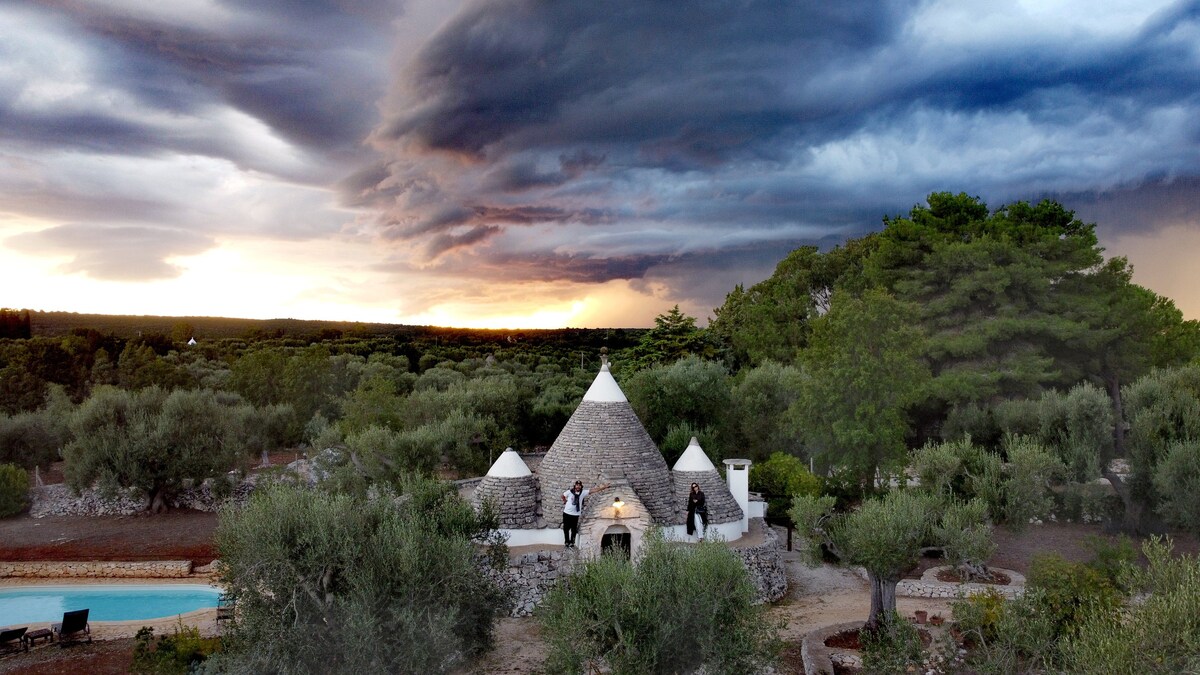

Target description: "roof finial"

left=600, top=346, right=609, bottom=366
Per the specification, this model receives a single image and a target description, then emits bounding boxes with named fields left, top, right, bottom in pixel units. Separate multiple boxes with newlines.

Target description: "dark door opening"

left=601, top=532, right=631, bottom=559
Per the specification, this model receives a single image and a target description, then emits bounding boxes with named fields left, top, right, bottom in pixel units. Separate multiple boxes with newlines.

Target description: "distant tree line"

left=3, top=192, right=1200, bottom=534
left=0, top=309, right=31, bottom=340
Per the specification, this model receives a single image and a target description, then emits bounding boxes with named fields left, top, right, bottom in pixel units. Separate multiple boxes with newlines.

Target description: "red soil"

left=0, top=511, right=218, bottom=565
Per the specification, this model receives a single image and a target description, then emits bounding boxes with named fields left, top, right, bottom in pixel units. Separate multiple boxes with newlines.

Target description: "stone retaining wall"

left=896, top=565, right=1024, bottom=599
left=0, top=560, right=194, bottom=579
left=733, top=520, right=788, bottom=603
left=28, top=454, right=333, bottom=518
left=801, top=621, right=858, bottom=675
left=483, top=519, right=787, bottom=617
left=480, top=548, right=578, bottom=617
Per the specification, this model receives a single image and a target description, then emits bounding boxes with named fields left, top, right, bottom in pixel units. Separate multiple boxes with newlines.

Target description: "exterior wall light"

left=613, top=496, right=624, bottom=510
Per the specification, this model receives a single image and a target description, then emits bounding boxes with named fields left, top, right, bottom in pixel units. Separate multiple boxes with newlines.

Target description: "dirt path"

left=770, top=548, right=954, bottom=640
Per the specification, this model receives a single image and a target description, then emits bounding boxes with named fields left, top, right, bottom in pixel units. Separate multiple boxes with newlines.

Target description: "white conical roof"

left=673, top=437, right=717, bottom=472
left=485, top=447, right=532, bottom=478
left=582, top=363, right=627, bottom=402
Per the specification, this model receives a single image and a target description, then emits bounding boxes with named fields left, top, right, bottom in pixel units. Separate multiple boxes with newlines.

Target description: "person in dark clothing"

left=686, top=482, right=708, bottom=541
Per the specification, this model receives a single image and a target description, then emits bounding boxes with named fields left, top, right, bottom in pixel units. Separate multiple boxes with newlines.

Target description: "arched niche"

left=600, top=524, right=632, bottom=559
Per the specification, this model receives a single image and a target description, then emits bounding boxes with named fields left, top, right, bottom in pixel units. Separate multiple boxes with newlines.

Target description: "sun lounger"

left=51, top=609, right=91, bottom=646
left=0, top=627, right=29, bottom=654
left=216, top=594, right=236, bottom=623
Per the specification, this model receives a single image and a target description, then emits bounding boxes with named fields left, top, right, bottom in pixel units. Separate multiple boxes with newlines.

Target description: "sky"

left=2, top=0, right=1198, bottom=329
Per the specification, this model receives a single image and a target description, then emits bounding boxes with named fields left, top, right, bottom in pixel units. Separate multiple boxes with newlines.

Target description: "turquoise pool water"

left=0, top=585, right=222, bottom=625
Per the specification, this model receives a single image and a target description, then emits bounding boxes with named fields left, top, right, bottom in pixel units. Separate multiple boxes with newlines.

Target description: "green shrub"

left=749, top=452, right=821, bottom=523
left=538, top=530, right=779, bottom=674
left=911, top=439, right=964, bottom=497
left=1061, top=537, right=1200, bottom=674
left=951, top=588, right=1007, bottom=645
left=942, top=403, right=1002, bottom=449
left=0, top=463, right=29, bottom=517
left=1085, top=534, right=1137, bottom=588
left=1026, top=553, right=1120, bottom=638
left=1153, top=440, right=1200, bottom=536
left=951, top=588, right=1060, bottom=673
left=1057, top=481, right=1123, bottom=524
left=1001, top=436, right=1063, bottom=530
left=860, top=611, right=923, bottom=673
left=131, top=624, right=221, bottom=674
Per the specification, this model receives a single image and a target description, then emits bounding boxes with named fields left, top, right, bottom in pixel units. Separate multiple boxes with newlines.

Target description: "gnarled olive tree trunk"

left=865, top=572, right=899, bottom=631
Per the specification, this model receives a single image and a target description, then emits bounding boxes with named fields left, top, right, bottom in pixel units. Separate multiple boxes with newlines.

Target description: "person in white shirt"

left=561, top=480, right=610, bottom=548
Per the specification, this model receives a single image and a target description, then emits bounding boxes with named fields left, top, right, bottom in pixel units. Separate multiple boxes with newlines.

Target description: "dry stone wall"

left=482, top=519, right=787, bottom=616
left=28, top=484, right=145, bottom=517
left=479, top=549, right=578, bottom=617
left=732, top=519, right=788, bottom=603
left=0, top=560, right=193, bottom=578
left=27, top=456, right=326, bottom=517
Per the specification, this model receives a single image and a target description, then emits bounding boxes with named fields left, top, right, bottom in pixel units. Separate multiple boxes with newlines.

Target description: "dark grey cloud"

left=354, top=0, right=1200, bottom=313
left=1060, top=177, right=1200, bottom=237
left=7, top=224, right=214, bottom=280
left=5, top=0, right=1200, bottom=321
left=379, top=1, right=912, bottom=159
left=3, top=0, right=398, bottom=172
left=0, top=0, right=404, bottom=279
left=379, top=247, right=675, bottom=285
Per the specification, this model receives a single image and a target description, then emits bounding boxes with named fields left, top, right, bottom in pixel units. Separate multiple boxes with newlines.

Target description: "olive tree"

left=790, top=489, right=990, bottom=629
left=212, top=479, right=508, bottom=674
left=624, top=355, right=731, bottom=446
left=910, top=435, right=1062, bottom=531
left=0, top=385, right=73, bottom=469
left=791, top=490, right=930, bottom=630
left=724, top=361, right=806, bottom=463
left=0, top=463, right=29, bottom=517
left=538, top=530, right=778, bottom=674
left=63, top=387, right=247, bottom=512
left=1152, top=440, right=1200, bottom=536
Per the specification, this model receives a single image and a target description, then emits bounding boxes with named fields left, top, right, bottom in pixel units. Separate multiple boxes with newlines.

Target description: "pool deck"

left=0, top=577, right=223, bottom=639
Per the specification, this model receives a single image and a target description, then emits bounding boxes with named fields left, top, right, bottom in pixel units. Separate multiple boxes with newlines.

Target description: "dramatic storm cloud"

left=2, top=0, right=1199, bottom=326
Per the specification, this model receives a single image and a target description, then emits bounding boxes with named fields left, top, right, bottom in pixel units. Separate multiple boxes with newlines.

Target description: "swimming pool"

left=0, top=584, right=222, bottom=625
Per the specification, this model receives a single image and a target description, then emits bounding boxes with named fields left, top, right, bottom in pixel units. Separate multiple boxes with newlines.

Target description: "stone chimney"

left=722, top=458, right=752, bottom=534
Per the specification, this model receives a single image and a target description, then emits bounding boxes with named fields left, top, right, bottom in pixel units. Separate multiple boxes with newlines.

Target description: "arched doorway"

left=601, top=525, right=631, bottom=560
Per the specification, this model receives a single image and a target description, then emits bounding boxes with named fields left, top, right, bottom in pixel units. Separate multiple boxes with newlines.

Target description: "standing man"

left=562, top=480, right=610, bottom=548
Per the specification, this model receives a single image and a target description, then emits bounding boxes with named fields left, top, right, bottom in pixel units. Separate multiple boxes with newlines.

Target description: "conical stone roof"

left=539, top=363, right=677, bottom=525
left=671, top=437, right=742, bottom=524
left=474, top=448, right=539, bottom=528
